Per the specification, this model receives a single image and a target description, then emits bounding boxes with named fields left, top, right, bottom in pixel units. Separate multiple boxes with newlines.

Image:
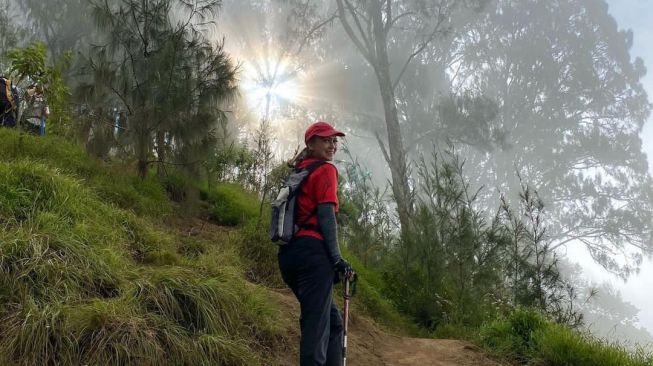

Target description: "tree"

left=0, top=1, right=31, bottom=71
left=334, top=0, right=466, bottom=237
left=448, top=0, right=653, bottom=276
left=499, top=176, right=582, bottom=326
left=80, top=0, right=237, bottom=178
left=15, top=0, right=97, bottom=59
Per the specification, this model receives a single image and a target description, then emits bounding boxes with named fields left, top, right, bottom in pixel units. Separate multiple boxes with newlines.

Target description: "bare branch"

left=387, top=11, right=415, bottom=30
left=336, top=0, right=375, bottom=65
left=391, top=6, right=448, bottom=90
left=375, top=130, right=392, bottom=165
left=295, top=11, right=338, bottom=55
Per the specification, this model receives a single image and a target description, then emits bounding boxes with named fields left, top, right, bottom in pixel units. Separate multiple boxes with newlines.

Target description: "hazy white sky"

left=579, top=0, right=653, bottom=336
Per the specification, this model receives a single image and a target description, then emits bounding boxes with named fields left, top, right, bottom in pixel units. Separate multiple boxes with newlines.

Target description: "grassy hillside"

left=1, top=129, right=650, bottom=366
left=0, top=129, right=288, bottom=365
left=0, top=129, right=414, bottom=365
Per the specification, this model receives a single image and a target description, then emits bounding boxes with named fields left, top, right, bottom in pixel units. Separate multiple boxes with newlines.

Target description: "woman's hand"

left=334, top=259, right=354, bottom=276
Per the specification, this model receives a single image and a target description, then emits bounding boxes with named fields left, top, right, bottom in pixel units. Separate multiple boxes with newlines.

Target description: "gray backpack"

left=270, top=160, right=326, bottom=243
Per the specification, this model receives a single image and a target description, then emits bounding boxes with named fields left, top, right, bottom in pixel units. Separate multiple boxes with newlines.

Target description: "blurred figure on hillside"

left=0, top=76, right=20, bottom=128
left=22, top=84, right=50, bottom=136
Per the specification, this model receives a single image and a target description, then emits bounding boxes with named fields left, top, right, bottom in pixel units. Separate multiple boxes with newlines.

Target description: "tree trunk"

left=370, top=1, right=413, bottom=239
left=156, top=130, right=166, bottom=177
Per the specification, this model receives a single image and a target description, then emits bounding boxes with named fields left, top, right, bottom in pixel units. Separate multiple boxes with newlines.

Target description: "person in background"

left=0, top=76, right=20, bottom=128
left=23, top=84, right=50, bottom=136
left=278, top=121, right=354, bottom=366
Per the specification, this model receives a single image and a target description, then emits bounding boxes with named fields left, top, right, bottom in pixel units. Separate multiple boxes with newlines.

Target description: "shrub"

left=535, top=323, right=653, bottom=366
left=161, top=172, right=192, bottom=202
left=479, top=308, right=653, bottom=366
left=205, top=183, right=259, bottom=226
left=340, top=246, right=419, bottom=335
left=232, top=221, right=284, bottom=287
left=480, top=308, right=547, bottom=362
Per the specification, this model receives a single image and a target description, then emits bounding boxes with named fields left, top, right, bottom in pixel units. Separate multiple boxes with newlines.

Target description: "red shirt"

left=294, top=158, right=339, bottom=241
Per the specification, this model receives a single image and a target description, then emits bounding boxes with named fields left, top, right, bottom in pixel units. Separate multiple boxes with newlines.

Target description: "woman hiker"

left=278, top=121, right=354, bottom=366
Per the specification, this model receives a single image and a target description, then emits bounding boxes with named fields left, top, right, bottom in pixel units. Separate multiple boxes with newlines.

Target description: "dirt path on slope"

left=270, top=289, right=503, bottom=366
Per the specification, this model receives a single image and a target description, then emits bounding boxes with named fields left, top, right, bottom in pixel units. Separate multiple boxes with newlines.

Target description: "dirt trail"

left=271, top=289, right=503, bottom=366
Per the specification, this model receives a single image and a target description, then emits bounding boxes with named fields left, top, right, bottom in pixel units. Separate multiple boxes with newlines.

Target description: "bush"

left=340, top=246, right=419, bottom=335
left=535, top=323, right=653, bottom=366
left=162, top=172, right=192, bottom=202
left=232, top=221, right=284, bottom=287
left=480, top=308, right=547, bottom=362
left=479, top=308, right=653, bottom=366
left=205, top=183, right=259, bottom=226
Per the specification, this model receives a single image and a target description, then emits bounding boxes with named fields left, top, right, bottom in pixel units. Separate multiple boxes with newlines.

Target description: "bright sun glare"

left=241, top=58, right=300, bottom=120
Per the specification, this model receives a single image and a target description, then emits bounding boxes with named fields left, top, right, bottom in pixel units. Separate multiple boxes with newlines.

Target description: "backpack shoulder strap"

left=297, top=160, right=328, bottom=174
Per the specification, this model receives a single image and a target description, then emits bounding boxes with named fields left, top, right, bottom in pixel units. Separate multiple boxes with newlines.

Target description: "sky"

left=575, top=0, right=653, bottom=337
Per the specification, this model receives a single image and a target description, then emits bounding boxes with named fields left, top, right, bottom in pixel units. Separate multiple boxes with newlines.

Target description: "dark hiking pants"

left=278, top=236, right=343, bottom=366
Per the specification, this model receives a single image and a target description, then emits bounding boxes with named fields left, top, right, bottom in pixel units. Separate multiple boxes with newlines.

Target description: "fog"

left=4, top=0, right=653, bottom=349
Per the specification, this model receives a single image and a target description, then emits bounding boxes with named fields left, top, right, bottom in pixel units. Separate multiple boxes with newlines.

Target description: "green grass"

left=0, top=129, right=172, bottom=217
left=231, top=220, right=285, bottom=287
left=340, top=246, right=421, bottom=336
left=204, top=183, right=260, bottom=226
left=478, top=308, right=653, bottom=366
left=0, top=130, right=288, bottom=365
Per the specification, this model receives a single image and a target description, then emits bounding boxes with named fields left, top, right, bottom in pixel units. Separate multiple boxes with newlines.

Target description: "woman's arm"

left=317, top=202, right=342, bottom=266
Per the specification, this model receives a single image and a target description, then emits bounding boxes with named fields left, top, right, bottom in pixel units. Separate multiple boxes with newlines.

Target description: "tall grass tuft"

left=204, top=183, right=259, bottom=226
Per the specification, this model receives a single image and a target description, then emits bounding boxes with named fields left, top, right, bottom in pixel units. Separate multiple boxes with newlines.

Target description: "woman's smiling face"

left=308, top=136, right=339, bottom=161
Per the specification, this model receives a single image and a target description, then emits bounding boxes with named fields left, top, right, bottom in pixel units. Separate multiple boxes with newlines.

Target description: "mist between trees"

left=3, top=0, right=652, bottom=349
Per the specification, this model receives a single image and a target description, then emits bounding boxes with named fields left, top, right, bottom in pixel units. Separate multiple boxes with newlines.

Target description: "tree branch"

left=391, top=6, right=447, bottom=90
left=375, top=130, right=391, bottom=165
left=295, top=12, right=338, bottom=55
left=336, top=0, right=375, bottom=65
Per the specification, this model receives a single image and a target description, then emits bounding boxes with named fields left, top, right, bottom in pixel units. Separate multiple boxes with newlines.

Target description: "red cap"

left=304, top=121, right=345, bottom=144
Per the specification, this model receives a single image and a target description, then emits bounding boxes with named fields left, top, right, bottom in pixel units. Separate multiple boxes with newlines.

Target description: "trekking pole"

left=342, top=272, right=353, bottom=366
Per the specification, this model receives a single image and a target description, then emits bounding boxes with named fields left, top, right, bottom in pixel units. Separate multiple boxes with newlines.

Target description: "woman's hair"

left=287, top=146, right=311, bottom=168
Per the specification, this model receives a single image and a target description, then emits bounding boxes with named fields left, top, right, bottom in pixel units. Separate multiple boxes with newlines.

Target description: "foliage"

left=341, top=146, right=582, bottom=332
left=5, top=42, right=46, bottom=83
left=5, top=42, right=73, bottom=136
left=449, top=0, right=653, bottom=276
left=232, top=221, right=285, bottom=288
left=0, top=4, right=31, bottom=71
left=480, top=308, right=547, bottom=362
left=79, top=0, right=238, bottom=178
left=479, top=308, right=653, bottom=366
left=17, top=0, right=96, bottom=59
left=499, top=175, right=583, bottom=326
left=339, top=146, right=394, bottom=267
left=339, top=246, right=420, bottom=336
left=380, top=150, right=510, bottom=329
left=205, top=143, right=258, bottom=190
left=205, top=183, right=260, bottom=226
